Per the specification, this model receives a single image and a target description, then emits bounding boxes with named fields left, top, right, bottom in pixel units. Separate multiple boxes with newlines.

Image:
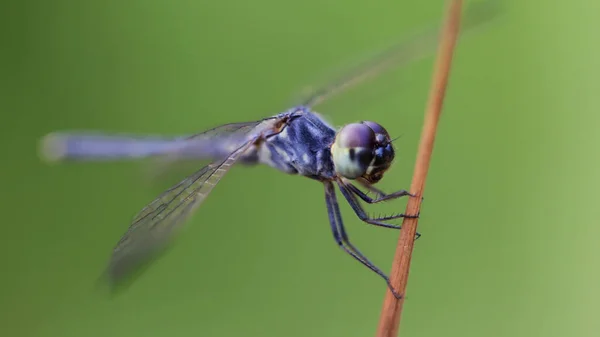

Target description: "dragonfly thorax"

left=331, top=121, right=395, bottom=184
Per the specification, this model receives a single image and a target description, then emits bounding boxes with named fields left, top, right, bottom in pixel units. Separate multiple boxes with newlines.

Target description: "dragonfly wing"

left=299, top=0, right=501, bottom=108
left=147, top=121, right=264, bottom=174
left=106, top=138, right=256, bottom=284
left=148, top=117, right=282, bottom=180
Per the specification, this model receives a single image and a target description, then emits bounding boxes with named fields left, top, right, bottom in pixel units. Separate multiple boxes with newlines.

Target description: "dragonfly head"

left=331, top=121, right=394, bottom=184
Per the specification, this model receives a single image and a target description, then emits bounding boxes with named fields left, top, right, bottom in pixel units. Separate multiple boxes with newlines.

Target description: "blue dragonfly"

left=39, top=2, right=498, bottom=298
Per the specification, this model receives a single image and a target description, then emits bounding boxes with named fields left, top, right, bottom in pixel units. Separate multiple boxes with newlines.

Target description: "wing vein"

left=106, top=137, right=258, bottom=282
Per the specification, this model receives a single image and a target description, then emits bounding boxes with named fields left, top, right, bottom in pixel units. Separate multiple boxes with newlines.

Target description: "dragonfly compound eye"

left=361, top=121, right=391, bottom=143
left=331, top=123, right=376, bottom=179
left=360, top=121, right=395, bottom=184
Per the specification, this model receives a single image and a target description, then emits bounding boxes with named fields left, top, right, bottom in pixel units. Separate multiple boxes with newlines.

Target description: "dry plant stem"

left=375, top=1, right=463, bottom=337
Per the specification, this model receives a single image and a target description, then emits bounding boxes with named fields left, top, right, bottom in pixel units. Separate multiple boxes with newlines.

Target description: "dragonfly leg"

left=338, top=181, right=421, bottom=240
left=324, top=181, right=403, bottom=299
left=348, top=183, right=415, bottom=204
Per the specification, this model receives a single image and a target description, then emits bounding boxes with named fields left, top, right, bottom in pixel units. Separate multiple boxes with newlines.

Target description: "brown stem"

left=375, top=1, right=463, bottom=336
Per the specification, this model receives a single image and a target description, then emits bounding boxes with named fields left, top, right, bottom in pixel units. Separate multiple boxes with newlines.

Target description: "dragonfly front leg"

left=337, top=181, right=421, bottom=239
left=324, top=181, right=403, bottom=299
left=347, top=182, right=415, bottom=204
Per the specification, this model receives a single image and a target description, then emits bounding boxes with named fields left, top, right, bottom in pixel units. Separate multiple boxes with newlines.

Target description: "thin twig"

left=375, top=1, right=463, bottom=336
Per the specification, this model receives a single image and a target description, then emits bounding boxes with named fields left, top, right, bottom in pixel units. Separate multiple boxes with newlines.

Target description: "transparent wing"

left=105, top=139, right=255, bottom=283
left=147, top=117, right=281, bottom=180
left=183, top=121, right=264, bottom=140
left=300, top=0, right=501, bottom=108
left=148, top=121, right=264, bottom=171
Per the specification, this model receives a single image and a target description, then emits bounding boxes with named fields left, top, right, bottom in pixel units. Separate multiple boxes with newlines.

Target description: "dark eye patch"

left=356, top=149, right=373, bottom=166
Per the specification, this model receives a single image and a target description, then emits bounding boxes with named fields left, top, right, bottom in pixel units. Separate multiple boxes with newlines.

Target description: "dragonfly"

left=39, top=2, right=498, bottom=298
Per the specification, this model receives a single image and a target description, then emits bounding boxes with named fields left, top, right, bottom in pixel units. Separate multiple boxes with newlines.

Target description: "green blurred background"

left=2, top=0, right=600, bottom=336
